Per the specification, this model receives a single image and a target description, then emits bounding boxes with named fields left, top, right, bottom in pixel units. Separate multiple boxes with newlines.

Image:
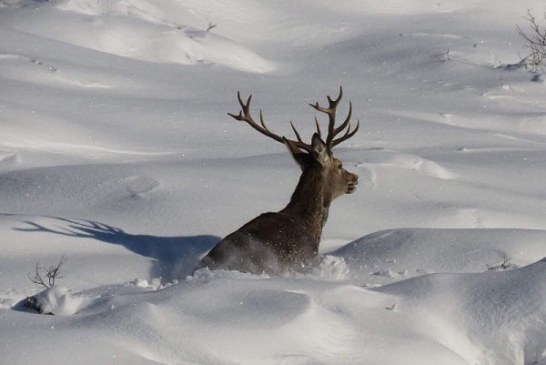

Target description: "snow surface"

left=2, top=0, right=546, bottom=364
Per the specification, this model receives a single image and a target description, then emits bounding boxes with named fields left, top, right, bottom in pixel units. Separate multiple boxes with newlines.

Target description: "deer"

left=198, top=87, right=359, bottom=275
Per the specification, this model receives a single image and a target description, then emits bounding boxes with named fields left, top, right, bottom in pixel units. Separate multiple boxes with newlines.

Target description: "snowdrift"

left=2, top=0, right=546, bottom=364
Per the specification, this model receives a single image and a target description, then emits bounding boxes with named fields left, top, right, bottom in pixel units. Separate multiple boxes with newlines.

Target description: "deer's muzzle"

left=346, top=174, right=358, bottom=194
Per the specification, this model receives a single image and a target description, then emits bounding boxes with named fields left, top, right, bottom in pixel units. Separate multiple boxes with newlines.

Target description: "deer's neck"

left=281, top=168, right=331, bottom=232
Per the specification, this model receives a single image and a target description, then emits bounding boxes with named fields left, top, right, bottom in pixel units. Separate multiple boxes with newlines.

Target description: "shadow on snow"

left=13, top=216, right=219, bottom=282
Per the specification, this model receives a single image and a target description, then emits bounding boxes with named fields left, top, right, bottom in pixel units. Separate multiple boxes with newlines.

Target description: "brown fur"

left=198, top=90, right=359, bottom=274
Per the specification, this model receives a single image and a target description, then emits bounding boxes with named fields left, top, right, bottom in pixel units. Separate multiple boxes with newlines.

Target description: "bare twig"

left=487, top=255, right=514, bottom=271
left=206, top=22, right=217, bottom=32
left=517, top=10, right=546, bottom=72
left=28, top=255, right=67, bottom=288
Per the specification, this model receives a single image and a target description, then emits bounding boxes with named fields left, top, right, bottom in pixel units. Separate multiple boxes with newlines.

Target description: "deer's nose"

left=346, top=173, right=358, bottom=194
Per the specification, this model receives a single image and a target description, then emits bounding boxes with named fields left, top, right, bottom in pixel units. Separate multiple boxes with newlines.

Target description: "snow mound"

left=49, top=18, right=275, bottom=72
left=2, top=0, right=546, bottom=364
left=334, top=228, right=546, bottom=286
left=360, top=151, right=456, bottom=180
left=4, top=0, right=276, bottom=73
left=24, top=287, right=85, bottom=316
left=13, top=255, right=546, bottom=364
left=378, top=258, right=546, bottom=365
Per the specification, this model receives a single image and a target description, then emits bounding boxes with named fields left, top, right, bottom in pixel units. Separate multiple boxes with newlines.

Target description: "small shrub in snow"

left=206, top=21, right=217, bottom=32
left=28, top=255, right=67, bottom=289
left=25, top=255, right=70, bottom=315
left=517, top=10, right=546, bottom=73
left=487, top=255, right=517, bottom=271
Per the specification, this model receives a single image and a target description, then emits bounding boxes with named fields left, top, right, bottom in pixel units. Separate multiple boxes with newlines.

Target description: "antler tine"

left=242, top=92, right=250, bottom=110
left=227, top=91, right=248, bottom=120
left=314, top=116, right=322, bottom=139
left=308, top=86, right=341, bottom=114
left=331, top=119, right=360, bottom=148
left=309, top=87, right=340, bottom=143
left=259, top=110, right=268, bottom=128
left=290, top=122, right=304, bottom=143
left=327, top=85, right=343, bottom=106
left=228, top=91, right=284, bottom=144
left=228, top=91, right=314, bottom=153
left=309, top=86, right=358, bottom=149
left=326, top=101, right=352, bottom=145
left=237, top=91, right=251, bottom=115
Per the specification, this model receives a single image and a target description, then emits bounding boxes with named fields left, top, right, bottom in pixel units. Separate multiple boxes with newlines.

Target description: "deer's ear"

left=311, top=133, right=329, bottom=166
left=284, top=137, right=310, bottom=170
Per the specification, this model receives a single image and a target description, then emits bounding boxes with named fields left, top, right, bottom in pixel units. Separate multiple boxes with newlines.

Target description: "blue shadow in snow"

left=14, top=217, right=219, bottom=282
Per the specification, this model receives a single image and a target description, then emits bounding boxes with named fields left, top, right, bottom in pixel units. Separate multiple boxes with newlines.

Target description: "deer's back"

left=199, top=212, right=320, bottom=274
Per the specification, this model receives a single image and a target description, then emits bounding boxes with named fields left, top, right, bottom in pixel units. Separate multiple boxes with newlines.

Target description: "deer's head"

left=228, top=87, right=359, bottom=202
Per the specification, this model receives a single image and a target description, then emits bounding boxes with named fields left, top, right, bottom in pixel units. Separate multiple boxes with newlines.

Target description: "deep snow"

left=2, top=0, right=546, bottom=364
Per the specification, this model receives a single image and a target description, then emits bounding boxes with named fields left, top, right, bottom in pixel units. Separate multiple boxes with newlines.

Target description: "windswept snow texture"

left=2, top=0, right=546, bottom=364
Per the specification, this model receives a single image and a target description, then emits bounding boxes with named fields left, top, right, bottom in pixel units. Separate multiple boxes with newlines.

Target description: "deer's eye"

left=338, top=163, right=343, bottom=169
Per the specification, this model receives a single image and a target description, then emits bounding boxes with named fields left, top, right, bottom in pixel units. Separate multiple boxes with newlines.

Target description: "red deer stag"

left=198, top=87, right=359, bottom=274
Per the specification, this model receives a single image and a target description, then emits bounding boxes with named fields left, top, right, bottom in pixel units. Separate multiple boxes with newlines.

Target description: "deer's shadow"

left=14, top=217, right=220, bottom=282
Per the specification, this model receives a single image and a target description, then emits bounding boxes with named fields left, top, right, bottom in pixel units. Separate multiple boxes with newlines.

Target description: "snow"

left=1, top=0, right=546, bottom=364
left=23, top=286, right=85, bottom=315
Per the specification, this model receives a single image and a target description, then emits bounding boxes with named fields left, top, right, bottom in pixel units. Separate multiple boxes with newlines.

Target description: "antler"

left=309, top=86, right=359, bottom=149
left=228, top=92, right=319, bottom=154
left=228, top=87, right=358, bottom=153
